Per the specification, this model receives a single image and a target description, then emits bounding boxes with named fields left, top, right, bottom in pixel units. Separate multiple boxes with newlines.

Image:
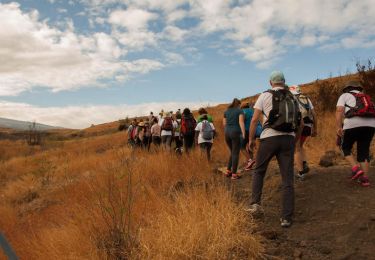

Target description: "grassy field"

left=0, top=71, right=374, bottom=259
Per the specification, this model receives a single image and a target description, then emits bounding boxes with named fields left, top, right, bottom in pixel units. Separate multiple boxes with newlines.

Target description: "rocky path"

left=225, top=163, right=375, bottom=260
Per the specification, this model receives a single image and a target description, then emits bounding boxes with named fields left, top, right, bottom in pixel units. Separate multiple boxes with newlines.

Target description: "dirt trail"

left=227, top=163, right=375, bottom=260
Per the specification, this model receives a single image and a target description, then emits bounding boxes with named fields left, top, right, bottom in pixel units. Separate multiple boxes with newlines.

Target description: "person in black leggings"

left=223, top=98, right=246, bottom=180
left=336, top=81, right=375, bottom=187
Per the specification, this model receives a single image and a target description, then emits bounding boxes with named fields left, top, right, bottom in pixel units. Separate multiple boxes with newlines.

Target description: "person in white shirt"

left=289, top=85, right=318, bottom=180
left=195, top=115, right=216, bottom=161
left=336, top=81, right=375, bottom=187
left=246, top=71, right=302, bottom=228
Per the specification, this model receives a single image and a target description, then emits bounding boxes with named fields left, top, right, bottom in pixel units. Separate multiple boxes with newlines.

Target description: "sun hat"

left=289, top=85, right=301, bottom=95
left=138, top=122, right=145, bottom=127
left=270, top=71, right=285, bottom=84
left=342, top=81, right=363, bottom=93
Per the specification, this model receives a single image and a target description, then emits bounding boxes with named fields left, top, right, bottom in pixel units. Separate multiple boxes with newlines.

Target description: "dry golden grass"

left=0, top=130, right=264, bottom=259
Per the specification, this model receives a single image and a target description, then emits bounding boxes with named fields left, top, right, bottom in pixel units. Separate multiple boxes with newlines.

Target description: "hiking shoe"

left=244, top=159, right=256, bottom=171
left=280, top=218, right=292, bottom=228
left=351, top=169, right=364, bottom=180
left=224, top=170, right=232, bottom=178
left=231, top=173, right=242, bottom=180
left=296, top=172, right=305, bottom=181
left=358, top=175, right=370, bottom=187
left=302, top=161, right=310, bottom=174
left=244, top=204, right=263, bottom=215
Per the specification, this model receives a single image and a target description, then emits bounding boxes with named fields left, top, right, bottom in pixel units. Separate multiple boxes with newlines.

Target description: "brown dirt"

left=222, top=163, right=375, bottom=260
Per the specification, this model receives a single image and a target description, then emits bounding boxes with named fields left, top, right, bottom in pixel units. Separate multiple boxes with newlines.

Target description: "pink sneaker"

left=358, top=175, right=370, bottom=187
left=231, top=173, right=242, bottom=180
left=245, top=159, right=256, bottom=171
left=351, top=166, right=364, bottom=180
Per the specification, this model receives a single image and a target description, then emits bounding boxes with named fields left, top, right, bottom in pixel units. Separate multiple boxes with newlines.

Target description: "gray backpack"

left=202, top=121, right=214, bottom=140
left=264, top=89, right=301, bottom=132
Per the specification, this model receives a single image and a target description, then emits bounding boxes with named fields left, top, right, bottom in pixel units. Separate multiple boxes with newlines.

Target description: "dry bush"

left=139, top=186, right=263, bottom=259
left=356, top=60, right=375, bottom=98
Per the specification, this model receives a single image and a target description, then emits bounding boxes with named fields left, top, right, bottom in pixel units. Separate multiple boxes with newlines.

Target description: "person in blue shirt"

left=242, top=102, right=262, bottom=171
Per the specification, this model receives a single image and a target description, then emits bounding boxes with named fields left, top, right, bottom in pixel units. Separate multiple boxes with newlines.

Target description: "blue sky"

left=0, top=0, right=374, bottom=128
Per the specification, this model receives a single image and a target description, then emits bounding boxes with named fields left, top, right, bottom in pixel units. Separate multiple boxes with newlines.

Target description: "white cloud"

left=0, top=3, right=163, bottom=96
left=108, top=8, right=158, bottom=30
left=0, top=101, right=214, bottom=129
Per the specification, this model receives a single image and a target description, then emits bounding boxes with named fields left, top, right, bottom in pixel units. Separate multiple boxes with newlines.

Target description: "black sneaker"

left=280, top=218, right=292, bottom=228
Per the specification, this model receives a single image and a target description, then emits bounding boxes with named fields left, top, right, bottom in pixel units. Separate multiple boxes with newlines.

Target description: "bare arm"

left=239, top=114, right=245, bottom=138
left=336, top=106, right=345, bottom=137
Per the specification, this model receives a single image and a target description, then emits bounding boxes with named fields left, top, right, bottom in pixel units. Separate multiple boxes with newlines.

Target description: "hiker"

left=133, top=121, right=144, bottom=148
left=246, top=71, right=302, bottom=228
left=127, top=120, right=138, bottom=147
left=174, top=117, right=183, bottom=154
left=289, top=85, right=318, bottom=180
left=223, top=98, right=246, bottom=180
left=241, top=102, right=262, bottom=171
left=336, top=81, right=375, bottom=187
left=197, top=107, right=213, bottom=123
left=195, top=114, right=216, bottom=161
left=148, top=112, right=155, bottom=123
left=159, top=112, right=174, bottom=151
left=180, top=108, right=197, bottom=153
left=151, top=117, right=161, bottom=147
left=144, top=121, right=152, bottom=150
left=176, top=109, right=182, bottom=120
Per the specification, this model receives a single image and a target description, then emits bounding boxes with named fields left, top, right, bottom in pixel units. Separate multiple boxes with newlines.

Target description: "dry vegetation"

left=0, top=67, right=374, bottom=259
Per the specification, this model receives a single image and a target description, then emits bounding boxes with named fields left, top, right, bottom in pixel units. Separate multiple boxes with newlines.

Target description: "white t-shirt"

left=337, top=91, right=375, bottom=130
left=254, top=87, right=295, bottom=139
left=159, top=119, right=178, bottom=136
left=195, top=121, right=215, bottom=144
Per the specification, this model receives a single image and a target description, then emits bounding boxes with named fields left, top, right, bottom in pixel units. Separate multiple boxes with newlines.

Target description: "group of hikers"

left=127, top=70, right=375, bottom=228
left=127, top=107, right=216, bottom=160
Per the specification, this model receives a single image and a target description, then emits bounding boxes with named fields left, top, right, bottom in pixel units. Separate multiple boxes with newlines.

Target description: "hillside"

left=0, top=71, right=374, bottom=259
left=0, top=117, right=61, bottom=131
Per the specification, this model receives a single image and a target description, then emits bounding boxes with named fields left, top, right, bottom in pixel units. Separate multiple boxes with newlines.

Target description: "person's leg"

left=276, top=136, right=295, bottom=222
left=342, top=128, right=358, bottom=168
left=161, top=135, right=167, bottom=150
left=206, top=142, right=212, bottom=161
left=225, top=132, right=233, bottom=171
left=357, top=127, right=375, bottom=174
left=231, top=132, right=241, bottom=174
left=251, top=137, right=277, bottom=205
left=241, top=131, right=250, bottom=162
left=166, top=135, right=172, bottom=151
left=295, top=138, right=303, bottom=172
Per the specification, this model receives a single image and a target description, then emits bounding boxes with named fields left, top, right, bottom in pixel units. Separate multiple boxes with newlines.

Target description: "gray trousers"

left=251, top=135, right=295, bottom=220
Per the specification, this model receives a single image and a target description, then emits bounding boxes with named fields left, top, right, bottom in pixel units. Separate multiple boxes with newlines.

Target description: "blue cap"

left=270, top=71, right=285, bottom=84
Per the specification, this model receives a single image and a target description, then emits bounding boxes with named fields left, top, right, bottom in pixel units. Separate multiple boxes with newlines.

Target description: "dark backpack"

left=201, top=121, right=214, bottom=140
left=264, top=89, right=301, bottom=132
left=181, top=115, right=196, bottom=135
left=161, top=117, right=173, bottom=131
left=345, top=92, right=375, bottom=118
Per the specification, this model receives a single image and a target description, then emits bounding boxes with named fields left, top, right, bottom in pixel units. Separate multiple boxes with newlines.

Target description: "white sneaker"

left=244, top=203, right=263, bottom=214
left=280, top=218, right=292, bottom=228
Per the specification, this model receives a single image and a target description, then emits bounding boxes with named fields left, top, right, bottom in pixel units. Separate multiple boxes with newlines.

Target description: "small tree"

left=27, top=121, right=41, bottom=146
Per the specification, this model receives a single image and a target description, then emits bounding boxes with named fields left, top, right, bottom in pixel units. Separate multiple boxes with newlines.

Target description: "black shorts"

left=301, top=126, right=312, bottom=137
left=342, top=127, right=375, bottom=162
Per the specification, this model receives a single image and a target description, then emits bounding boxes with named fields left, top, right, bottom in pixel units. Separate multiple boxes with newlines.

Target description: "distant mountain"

left=0, top=117, right=61, bottom=131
